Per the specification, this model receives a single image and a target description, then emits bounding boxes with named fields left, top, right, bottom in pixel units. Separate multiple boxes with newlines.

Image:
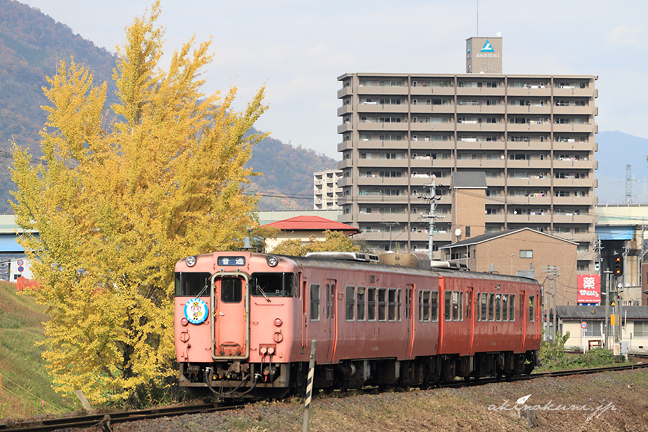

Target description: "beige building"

left=441, top=228, right=578, bottom=305
left=314, top=169, right=343, bottom=210
left=336, top=37, right=598, bottom=272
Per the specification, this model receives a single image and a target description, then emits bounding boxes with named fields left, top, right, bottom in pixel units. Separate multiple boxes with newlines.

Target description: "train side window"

left=221, top=278, right=242, bottom=303
left=378, top=288, right=387, bottom=321
left=488, top=293, right=495, bottom=321
left=480, top=293, right=487, bottom=321
left=476, top=293, right=481, bottom=321
left=452, top=291, right=459, bottom=321
left=346, top=286, right=355, bottom=321
left=509, top=294, right=516, bottom=322
left=502, top=294, right=509, bottom=321
left=388, top=288, right=397, bottom=321
left=368, top=287, right=377, bottom=321
left=529, top=295, right=535, bottom=322
left=431, top=291, right=439, bottom=321
left=519, top=295, right=524, bottom=319
left=444, top=291, right=452, bottom=321
left=397, top=289, right=402, bottom=322
left=357, top=287, right=366, bottom=321
left=420, top=290, right=430, bottom=322
left=325, top=284, right=330, bottom=319
left=460, top=291, right=464, bottom=321
left=310, top=284, right=320, bottom=321
left=495, top=294, right=501, bottom=321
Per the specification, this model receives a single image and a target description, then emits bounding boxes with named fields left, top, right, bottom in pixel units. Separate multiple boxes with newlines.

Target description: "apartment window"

left=520, top=250, right=533, bottom=258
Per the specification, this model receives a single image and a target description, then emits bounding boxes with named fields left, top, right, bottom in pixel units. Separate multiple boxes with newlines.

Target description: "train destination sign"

left=217, top=256, right=246, bottom=266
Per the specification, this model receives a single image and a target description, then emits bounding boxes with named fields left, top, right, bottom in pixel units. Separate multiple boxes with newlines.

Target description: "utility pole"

left=604, top=270, right=611, bottom=348
left=542, top=266, right=559, bottom=342
left=421, top=178, right=442, bottom=261
left=553, top=266, right=558, bottom=342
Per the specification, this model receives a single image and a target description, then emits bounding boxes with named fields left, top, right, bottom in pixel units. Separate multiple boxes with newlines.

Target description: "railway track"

left=0, top=401, right=245, bottom=432
left=3, top=358, right=647, bottom=431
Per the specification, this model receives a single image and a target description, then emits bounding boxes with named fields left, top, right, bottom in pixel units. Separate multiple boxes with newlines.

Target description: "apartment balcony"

left=357, top=213, right=409, bottom=223
left=456, top=105, right=484, bottom=114
left=507, top=123, right=552, bottom=133
left=430, top=123, right=456, bottom=132
left=357, top=159, right=408, bottom=168
left=506, top=87, right=551, bottom=97
left=552, top=178, right=594, bottom=188
left=410, top=123, right=434, bottom=131
left=455, top=159, right=505, bottom=169
left=357, top=122, right=409, bottom=131
left=357, top=104, right=409, bottom=113
left=337, top=177, right=351, bottom=187
left=551, top=196, right=586, bottom=206
left=409, top=158, right=436, bottom=168
left=358, top=177, right=409, bottom=186
left=429, top=140, right=456, bottom=150
left=410, top=230, right=452, bottom=242
left=337, top=160, right=352, bottom=169
left=410, top=105, right=456, bottom=114
left=529, top=106, right=552, bottom=115
left=409, top=86, right=434, bottom=96
left=507, top=106, right=534, bottom=114
left=336, top=213, right=354, bottom=224
left=410, top=176, right=441, bottom=186
left=357, top=140, right=409, bottom=150
left=552, top=214, right=595, bottom=224
left=552, top=123, right=596, bottom=133
left=553, top=106, right=594, bottom=115
left=506, top=178, right=551, bottom=187
left=485, top=178, right=506, bottom=187
left=455, top=140, right=505, bottom=150
left=429, top=87, right=456, bottom=96
left=428, top=158, right=456, bottom=168
left=507, top=213, right=551, bottom=224
left=337, top=105, right=353, bottom=116
left=356, top=195, right=410, bottom=205
left=485, top=214, right=504, bottom=223
left=507, top=159, right=548, bottom=169
left=337, top=87, right=353, bottom=98
left=337, top=123, right=353, bottom=133
left=553, top=141, right=595, bottom=151
left=507, top=141, right=551, bottom=151
left=479, top=105, right=506, bottom=114
left=550, top=232, right=597, bottom=243
left=338, top=142, right=352, bottom=152
left=357, top=86, right=408, bottom=95
left=506, top=195, right=551, bottom=206
left=553, top=87, right=597, bottom=98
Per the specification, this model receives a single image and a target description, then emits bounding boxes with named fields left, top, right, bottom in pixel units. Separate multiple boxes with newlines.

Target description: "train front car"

left=175, top=252, right=300, bottom=399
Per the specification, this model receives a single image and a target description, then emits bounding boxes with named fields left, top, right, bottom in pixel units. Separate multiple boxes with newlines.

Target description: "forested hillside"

left=0, top=0, right=334, bottom=213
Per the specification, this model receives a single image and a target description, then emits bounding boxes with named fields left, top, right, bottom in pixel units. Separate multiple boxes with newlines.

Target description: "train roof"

left=272, top=253, right=539, bottom=285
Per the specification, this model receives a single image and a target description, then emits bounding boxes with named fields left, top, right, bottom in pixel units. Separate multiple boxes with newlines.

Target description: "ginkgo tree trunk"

left=10, top=1, right=267, bottom=406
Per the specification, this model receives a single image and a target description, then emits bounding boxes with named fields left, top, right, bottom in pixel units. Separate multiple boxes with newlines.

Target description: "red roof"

left=262, top=216, right=361, bottom=234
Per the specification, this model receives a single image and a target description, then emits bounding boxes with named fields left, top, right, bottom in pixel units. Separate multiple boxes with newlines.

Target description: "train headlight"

left=274, top=318, right=283, bottom=327
left=268, top=346, right=275, bottom=355
left=186, top=256, right=197, bottom=267
left=260, top=346, right=267, bottom=355
left=266, top=256, right=279, bottom=267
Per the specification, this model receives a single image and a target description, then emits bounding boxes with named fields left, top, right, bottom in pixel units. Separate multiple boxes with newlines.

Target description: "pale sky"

left=18, top=0, right=648, bottom=159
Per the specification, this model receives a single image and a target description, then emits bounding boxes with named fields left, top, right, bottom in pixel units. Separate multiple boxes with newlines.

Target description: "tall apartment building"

left=314, top=169, right=343, bottom=210
left=336, top=37, right=598, bottom=272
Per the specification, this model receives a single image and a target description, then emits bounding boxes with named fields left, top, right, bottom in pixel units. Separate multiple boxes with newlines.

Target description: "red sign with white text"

left=577, top=274, right=601, bottom=304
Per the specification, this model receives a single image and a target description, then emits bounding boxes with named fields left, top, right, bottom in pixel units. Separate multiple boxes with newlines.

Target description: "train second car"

left=174, top=252, right=541, bottom=398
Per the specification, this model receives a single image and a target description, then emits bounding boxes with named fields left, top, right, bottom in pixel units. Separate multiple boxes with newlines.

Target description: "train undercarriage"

left=179, top=350, right=538, bottom=399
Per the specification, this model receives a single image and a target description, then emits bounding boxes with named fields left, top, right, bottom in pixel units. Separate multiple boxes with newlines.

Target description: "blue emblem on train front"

left=184, top=298, right=208, bottom=324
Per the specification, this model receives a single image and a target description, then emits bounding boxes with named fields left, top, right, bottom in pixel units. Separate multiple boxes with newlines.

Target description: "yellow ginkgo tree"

left=10, top=2, right=267, bottom=406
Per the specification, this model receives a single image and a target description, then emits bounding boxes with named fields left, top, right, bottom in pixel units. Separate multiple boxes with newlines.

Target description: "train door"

left=325, top=279, right=338, bottom=362
left=467, top=286, right=474, bottom=354
left=301, top=275, right=308, bottom=352
left=519, top=290, right=526, bottom=353
left=211, top=273, right=249, bottom=359
left=406, top=284, right=415, bottom=359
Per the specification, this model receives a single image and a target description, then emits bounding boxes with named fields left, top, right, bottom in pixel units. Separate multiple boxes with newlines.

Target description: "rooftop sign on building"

left=466, top=37, right=502, bottom=74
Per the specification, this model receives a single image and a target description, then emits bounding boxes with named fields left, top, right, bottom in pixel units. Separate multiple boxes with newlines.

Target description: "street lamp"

left=510, top=254, right=514, bottom=275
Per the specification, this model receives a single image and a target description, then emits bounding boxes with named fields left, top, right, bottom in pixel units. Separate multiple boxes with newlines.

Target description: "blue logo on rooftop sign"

left=480, top=40, right=494, bottom=52
left=467, top=41, right=471, bottom=53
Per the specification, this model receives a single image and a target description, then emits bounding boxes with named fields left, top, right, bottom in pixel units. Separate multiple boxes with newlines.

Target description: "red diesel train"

left=174, top=251, right=542, bottom=398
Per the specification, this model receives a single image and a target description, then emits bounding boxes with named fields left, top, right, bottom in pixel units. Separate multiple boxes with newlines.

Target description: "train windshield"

left=250, top=273, right=296, bottom=297
left=175, top=272, right=211, bottom=296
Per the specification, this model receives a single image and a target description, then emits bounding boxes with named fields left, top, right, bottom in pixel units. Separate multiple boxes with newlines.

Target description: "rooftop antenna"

left=476, top=0, right=479, bottom=36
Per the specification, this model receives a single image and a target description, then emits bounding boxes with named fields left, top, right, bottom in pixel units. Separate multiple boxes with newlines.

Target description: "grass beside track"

left=0, top=281, right=76, bottom=418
